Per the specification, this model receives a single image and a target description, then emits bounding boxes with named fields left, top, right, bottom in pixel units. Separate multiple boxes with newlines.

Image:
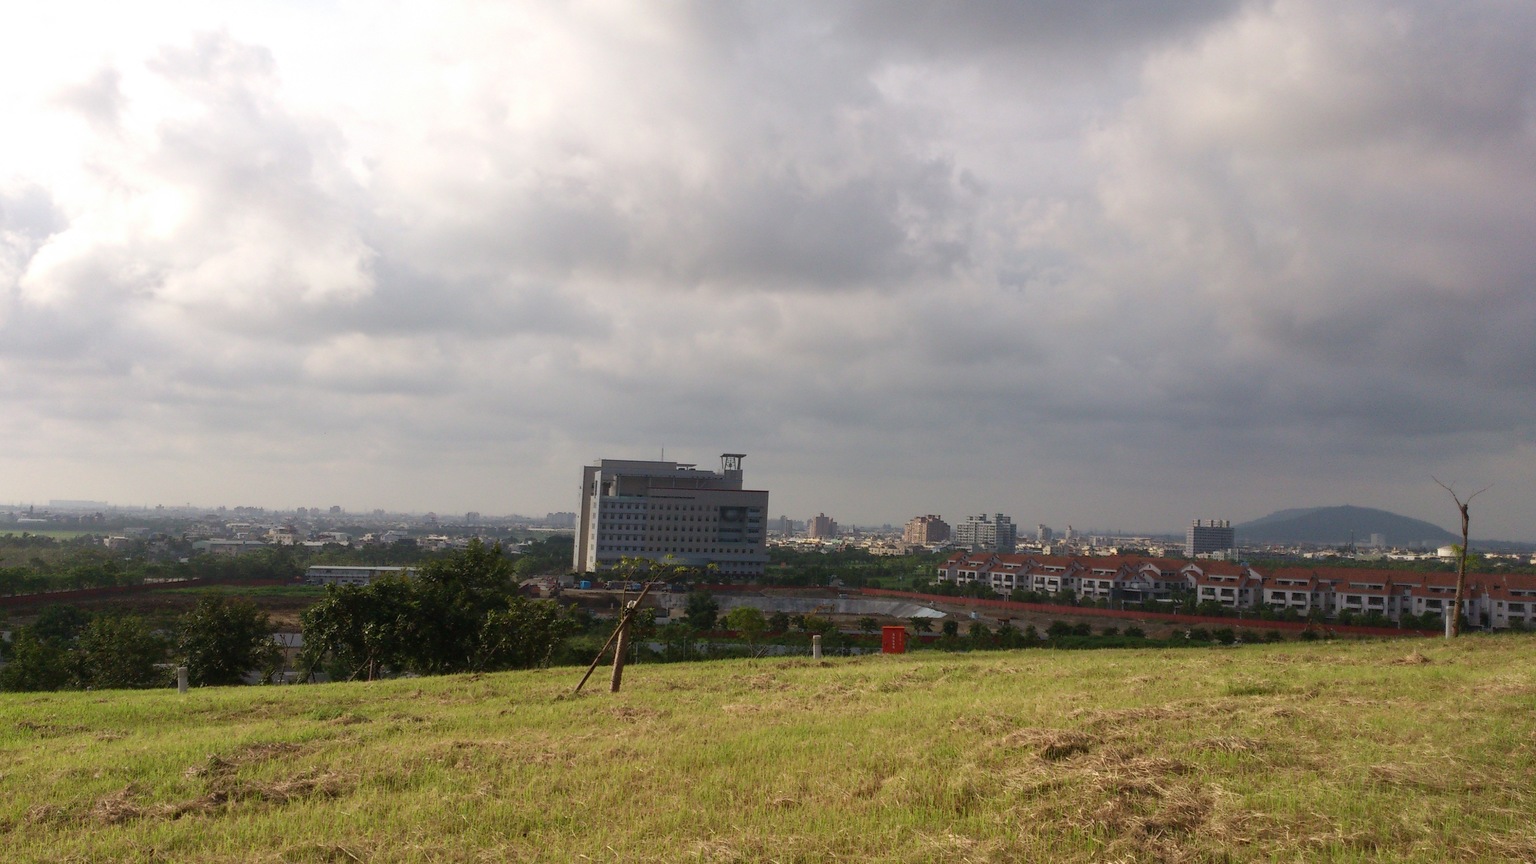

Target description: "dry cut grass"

left=1, top=636, right=1534, bottom=862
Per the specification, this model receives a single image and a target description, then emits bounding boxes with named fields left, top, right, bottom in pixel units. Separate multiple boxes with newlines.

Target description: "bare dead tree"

left=1433, top=478, right=1490, bottom=638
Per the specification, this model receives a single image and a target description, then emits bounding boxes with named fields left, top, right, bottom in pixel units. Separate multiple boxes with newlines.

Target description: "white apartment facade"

left=936, top=552, right=1536, bottom=629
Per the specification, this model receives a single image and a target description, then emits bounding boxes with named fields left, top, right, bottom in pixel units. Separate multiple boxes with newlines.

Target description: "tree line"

left=0, top=532, right=577, bottom=597
left=0, top=597, right=281, bottom=691
left=1, top=541, right=579, bottom=692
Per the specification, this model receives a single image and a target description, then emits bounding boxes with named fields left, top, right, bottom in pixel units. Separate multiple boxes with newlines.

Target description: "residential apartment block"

left=574, top=454, right=769, bottom=578
left=955, top=513, right=1017, bottom=553
left=937, top=552, right=1536, bottom=629
left=902, top=514, right=950, bottom=546
left=807, top=513, right=839, bottom=540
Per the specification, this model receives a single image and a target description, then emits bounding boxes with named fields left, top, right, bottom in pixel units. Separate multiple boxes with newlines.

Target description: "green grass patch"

left=1, top=638, right=1533, bottom=862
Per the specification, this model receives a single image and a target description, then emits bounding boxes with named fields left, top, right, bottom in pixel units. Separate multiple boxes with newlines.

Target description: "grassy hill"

left=3, top=638, right=1534, bottom=862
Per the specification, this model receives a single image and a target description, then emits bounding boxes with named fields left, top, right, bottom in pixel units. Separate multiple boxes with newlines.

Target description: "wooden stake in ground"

left=575, top=581, right=659, bottom=694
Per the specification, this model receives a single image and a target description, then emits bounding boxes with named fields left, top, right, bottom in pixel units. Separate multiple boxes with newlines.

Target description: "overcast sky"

left=2, top=1, right=1533, bottom=539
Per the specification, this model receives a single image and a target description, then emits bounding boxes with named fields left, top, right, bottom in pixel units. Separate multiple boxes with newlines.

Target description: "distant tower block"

left=1185, top=519, right=1235, bottom=557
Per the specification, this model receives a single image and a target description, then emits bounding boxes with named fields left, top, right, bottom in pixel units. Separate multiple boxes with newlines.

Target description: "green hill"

left=3, top=639, right=1533, bottom=862
left=1236, top=505, right=1458, bottom=547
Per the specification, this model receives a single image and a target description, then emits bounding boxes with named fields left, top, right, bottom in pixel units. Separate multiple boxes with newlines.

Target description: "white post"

left=177, top=666, right=189, bottom=693
left=1444, top=606, right=1454, bottom=640
left=812, top=634, right=822, bottom=660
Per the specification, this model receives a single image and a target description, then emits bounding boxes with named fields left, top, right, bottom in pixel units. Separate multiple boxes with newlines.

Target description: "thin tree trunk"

left=610, top=614, right=632, bottom=693
left=1450, top=505, right=1470, bottom=638
left=1435, top=478, right=1488, bottom=639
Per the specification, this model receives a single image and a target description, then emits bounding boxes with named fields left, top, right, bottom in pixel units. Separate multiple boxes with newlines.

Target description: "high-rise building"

left=1185, top=519, right=1235, bottom=557
left=955, top=513, right=1017, bottom=553
left=574, top=454, right=769, bottom=578
left=807, top=513, right=839, bottom=540
left=903, top=514, right=950, bottom=545
left=1036, top=523, right=1053, bottom=543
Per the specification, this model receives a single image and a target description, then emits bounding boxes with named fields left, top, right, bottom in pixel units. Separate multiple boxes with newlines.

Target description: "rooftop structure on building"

left=574, top=453, right=769, bottom=578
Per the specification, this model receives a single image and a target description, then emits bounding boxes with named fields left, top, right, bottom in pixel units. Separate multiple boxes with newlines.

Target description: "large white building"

left=574, top=454, right=769, bottom=578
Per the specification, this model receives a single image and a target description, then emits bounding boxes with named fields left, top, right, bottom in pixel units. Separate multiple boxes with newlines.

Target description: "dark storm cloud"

left=832, top=0, right=1245, bottom=57
left=2, top=1, right=1534, bottom=536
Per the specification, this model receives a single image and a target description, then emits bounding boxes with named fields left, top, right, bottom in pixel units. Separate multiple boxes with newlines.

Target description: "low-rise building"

left=935, top=552, right=1536, bottom=629
left=304, top=565, right=411, bottom=587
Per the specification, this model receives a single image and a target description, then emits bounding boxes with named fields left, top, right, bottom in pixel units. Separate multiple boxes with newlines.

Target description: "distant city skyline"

left=2, top=3, right=1533, bottom=541
left=3, top=492, right=1502, bottom=547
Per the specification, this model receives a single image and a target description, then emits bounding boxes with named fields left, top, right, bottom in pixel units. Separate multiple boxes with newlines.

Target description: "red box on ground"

left=881, top=626, right=908, bottom=654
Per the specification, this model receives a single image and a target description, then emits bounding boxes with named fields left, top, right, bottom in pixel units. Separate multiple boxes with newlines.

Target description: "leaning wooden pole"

left=574, top=579, right=661, bottom=694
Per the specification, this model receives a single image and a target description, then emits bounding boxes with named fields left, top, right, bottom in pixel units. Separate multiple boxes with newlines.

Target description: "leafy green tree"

left=0, top=628, right=71, bottom=691
left=658, top=620, right=698, bottom=661
left=723, top=606, right=767, bottom=647
left=631, top=608, right=659, bottom=641
left=30, top=605, right=91, bottom=646
left=478, top=596, right=579, bottom=669
left=177, top=596, right=281, bottom=686
left=909, top=616, right=933, bottom=634
left=300, top=577, right=419, bottom=681
left=768, top=610, right=791, bottom=633
left=302, top=541, right=576, bottom=678
left=994, top=620, right=1021, bottom=648
left=74, top=615, right=167, bottom=689
left=512, top=534, right=577, bottom=578
left=684, top=591, right=720, bottom=631
left=857, top=616, right=879, bottom=635
left=967, top=621, right=991, bottom=647
left=801, top=615, right=835, bottom=636
left=941, top=620, right=959, bottom=638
